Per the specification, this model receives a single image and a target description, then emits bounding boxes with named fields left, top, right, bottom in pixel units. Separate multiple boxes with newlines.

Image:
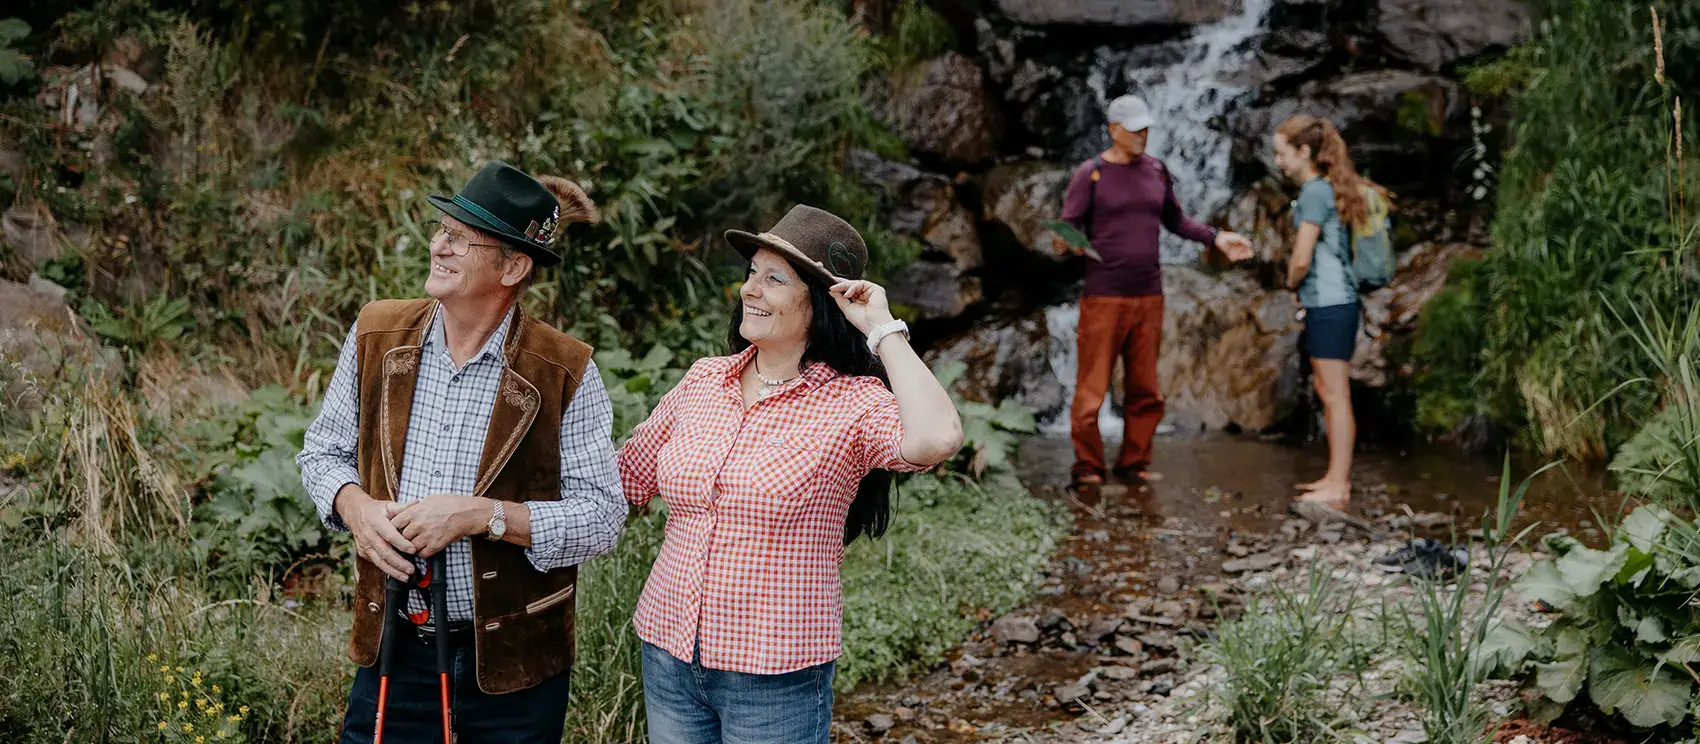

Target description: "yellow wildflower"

left=211, top=685, right=221, bottom=694
left=204, top=707, right=215, bottom=718
left=182, top=691, right=189, bottom=699
left=165, top=675, right=175, bottom=683
left=147, top=653, right=158, bottom=662
left=160, top=665, right=170, bottom=673
left=158, top=722, right=167, bottom=731
left=197, top=737, right=205, bottom=744
left=177, top=666, right=185, bottom=672
left=239, top=706, right=249, bottom=715
left=197, top=699, right=207, bottom=708
left=179, top=700, right=188, bottom=710
left=217, top=732, right=228, bottom=740
left=227, top=715, right=241, bottom=723
left=183, top=723, right=194, bottom=733
left=158, top=692, right=169, bottom=701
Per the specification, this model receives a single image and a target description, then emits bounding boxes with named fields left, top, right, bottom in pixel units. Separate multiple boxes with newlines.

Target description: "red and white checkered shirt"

left=617, top=346, right=926, bottom=674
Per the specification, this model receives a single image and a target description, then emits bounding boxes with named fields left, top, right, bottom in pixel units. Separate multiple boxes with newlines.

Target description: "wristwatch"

left=484, top=500, right=507, bottom=541
left=866, top=319, right=910, bottom=354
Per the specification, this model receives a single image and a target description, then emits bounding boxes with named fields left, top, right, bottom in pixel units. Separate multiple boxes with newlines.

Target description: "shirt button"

left=441, top=423, right=451, bottom=432
left=432, top=469, right=443, bottom=477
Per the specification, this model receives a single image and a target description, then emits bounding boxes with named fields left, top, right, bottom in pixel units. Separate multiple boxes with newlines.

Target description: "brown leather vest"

left=347, top=298, right=593, bottom=694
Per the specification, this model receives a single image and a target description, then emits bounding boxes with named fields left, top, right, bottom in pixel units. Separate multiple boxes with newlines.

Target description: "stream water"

left=835, top=433, right=1612, bottom=742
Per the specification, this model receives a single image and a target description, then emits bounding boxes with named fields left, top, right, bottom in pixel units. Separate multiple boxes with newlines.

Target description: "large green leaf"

left=1622, top=505, right=1675, bottom=554
left=1588, top=646, right=1693, bottom=727
left=1537, top=656, right=1588, bottom=703
left=1516, top=559, right=1578, bottom=611
left=1557, top=542, right=1628, bottom=597
left=1476, top=616, right=1539, bottom=677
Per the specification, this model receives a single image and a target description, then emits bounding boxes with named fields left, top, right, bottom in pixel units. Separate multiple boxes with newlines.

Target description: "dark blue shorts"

left=1303, top=302, right=1360, bottom=361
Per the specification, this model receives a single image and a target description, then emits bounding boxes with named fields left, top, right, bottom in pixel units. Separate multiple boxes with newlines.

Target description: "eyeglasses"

left=425, top=219, right=506, bottom=256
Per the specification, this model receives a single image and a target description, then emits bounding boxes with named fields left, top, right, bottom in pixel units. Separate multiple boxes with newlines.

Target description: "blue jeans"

left=338, top=628, right=571, bottom=744
left=641, top=641, right=835, bottom=744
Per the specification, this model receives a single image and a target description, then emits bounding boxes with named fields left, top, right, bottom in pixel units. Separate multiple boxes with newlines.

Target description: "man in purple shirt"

left=1052, top=95, right=1252, bottom=487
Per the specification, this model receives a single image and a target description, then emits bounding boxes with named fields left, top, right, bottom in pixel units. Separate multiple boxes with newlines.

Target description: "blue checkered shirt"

left=296, top=306, right=626, bottom=621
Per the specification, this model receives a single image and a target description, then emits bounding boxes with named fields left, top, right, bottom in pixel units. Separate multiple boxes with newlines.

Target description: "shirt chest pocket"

left=739, top=435, right=827, bottom=500
left=656, top=432, right=722, bottom=502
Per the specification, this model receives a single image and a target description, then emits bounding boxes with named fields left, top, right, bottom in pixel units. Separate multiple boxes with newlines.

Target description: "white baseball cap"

left=1106, top=94, right=1154, bottom=132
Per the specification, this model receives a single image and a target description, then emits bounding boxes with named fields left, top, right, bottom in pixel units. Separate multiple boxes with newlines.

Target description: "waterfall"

left=1044, top=0, right=1274, bottom=439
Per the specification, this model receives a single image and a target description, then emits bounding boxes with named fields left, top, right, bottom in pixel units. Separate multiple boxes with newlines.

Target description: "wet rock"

left=866, top=714, right=895, bottom=733
left=1098, top=665, right=1139, bottom=681
left=1059, top=631, right=1079, bottom=648
left=1098, top=714, right=1129, bottom=735
left=992, top=616, right=1041, bottom=645
left=1054, top=683, right=1091, bottom=705
left=1138, top=632, right=1179, bottom=652
left=870, top=53, right=1001, bottom=164
left=1140, top=658, right=1179, bottom=677
left=1086, top=617, right=1125, bottom=642
left=1225, top=542, right=1252, bottom=557
left=1157, top=267, right=1305, bottom=432
left=887, top=261, right=983, bottom=320
left=1376, top=0, right=1531, bottom=72
left=1157, top=576, right=1180, bottom=594
left=989, top=0, right=1238, bottom=28
left=1037, top=609, right=1072, bottom=631
left=925, top=312, right=1067, bottom=419
left=981, top=162, right=1071, bottom=261
left=1150, top=681, right=1175, bottom=696
left=1222, top=552, right=1284, bottom=573
left=1113, top=636, right=1143, bottom=656
left=1154, top=600, right=1188, bottom=619
left=894, top=706, right=916, bottom=722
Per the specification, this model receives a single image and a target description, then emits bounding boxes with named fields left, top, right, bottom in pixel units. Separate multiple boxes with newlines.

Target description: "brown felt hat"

left=724, top=205, right=868, bottom=284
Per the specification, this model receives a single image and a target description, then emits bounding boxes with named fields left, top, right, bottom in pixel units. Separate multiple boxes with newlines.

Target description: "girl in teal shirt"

left=1272, top=114, right=1392, bottom=509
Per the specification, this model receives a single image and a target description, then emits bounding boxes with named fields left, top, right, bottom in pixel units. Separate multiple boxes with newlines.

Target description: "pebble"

left=1099, top=665, right=1139, bottom=681
left=1114, top=637, right=1143, bottom=656
left=865, top=714, right=895, bottom=733
left=1157, top=576, right=1180, bottom=594
left=992, top=616, right=1040, bottom=645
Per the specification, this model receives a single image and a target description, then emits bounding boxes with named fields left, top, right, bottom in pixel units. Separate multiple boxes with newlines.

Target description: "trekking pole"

left=373, top=575, right=408, bottom=744
left=431, top=551, right=452, bottom=744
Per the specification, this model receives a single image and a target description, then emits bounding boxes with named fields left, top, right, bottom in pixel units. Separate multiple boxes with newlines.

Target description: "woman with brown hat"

left=617, top=205, right=964, bottom=742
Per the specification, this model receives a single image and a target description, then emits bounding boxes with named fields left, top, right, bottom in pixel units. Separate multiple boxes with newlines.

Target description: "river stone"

left=1376, top=0, right=1531, bottom=72
left=1140, top=658, right=1179, bottom=677
left=990, top=0, right=1238, bottom=28
left=1054, top=683, right=1091, bottom=705
left=1099, top=665, right=1139, bottom=681
left=1113, top=636, right=1143, bottom=656
left=866, top=714, right=895, bottom=733
left=871, top=53, right=1000, bottom=163
left=1157, top=576, right=1180, bottom=594
left=1222, top=552, right=1284, bottom=573
left=992, top=616, right=1042, bottom=645
left=1037, top=609, right=1072, bottom=631
left=1353, top=242, right=1478, bottom=386
left=1086, top=617, right=1125, bottom=641
left=1158, top=266, right=1305, bottom=432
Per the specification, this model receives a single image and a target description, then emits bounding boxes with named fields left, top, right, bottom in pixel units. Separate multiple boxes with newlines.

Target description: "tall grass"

left=1413, top=0, right=1700, bottom=457
left=1206, top=562, right=1368, bottom=743
left=1390, top=457, right=1545, bottom=744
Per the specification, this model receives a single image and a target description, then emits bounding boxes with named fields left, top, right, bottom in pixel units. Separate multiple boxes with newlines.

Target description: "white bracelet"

left=866, top=319, right=910, bottom=354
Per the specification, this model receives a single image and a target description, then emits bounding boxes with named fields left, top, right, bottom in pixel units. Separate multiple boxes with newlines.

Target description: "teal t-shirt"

left=1293, top=178, right=1356, bottom=309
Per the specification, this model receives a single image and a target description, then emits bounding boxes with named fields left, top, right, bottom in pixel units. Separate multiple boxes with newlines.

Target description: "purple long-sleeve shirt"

left=1061, top=154, right=1217, bottom=297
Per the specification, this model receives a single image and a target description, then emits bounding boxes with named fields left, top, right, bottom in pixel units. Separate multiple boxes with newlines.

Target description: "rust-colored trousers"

left=1071, top=296, right=1165, bottom=478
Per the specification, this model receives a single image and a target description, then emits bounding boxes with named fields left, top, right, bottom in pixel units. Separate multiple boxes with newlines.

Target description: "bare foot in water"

left=1298, top=482, right=1350, bottom=509
left=1293, top=479, right=1324, bottom=491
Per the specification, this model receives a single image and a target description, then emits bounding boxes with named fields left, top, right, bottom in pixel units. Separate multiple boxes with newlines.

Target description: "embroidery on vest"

left=502, top=377, right=538, bottom=412
left=384, top=349, right=419, bottom=376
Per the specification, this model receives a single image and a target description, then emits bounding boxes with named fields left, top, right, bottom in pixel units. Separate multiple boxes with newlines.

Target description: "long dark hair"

left=728, top=271, right=895, bottom=545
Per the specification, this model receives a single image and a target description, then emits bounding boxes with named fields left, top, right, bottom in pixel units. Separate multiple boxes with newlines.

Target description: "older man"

left=296, top=161, right=625, bottom=742
left=1053, top=94, right=1254, bottom=488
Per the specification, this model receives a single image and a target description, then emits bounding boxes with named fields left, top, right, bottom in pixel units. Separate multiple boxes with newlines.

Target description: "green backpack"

left=1348, top=185, right=1394, bottom=291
